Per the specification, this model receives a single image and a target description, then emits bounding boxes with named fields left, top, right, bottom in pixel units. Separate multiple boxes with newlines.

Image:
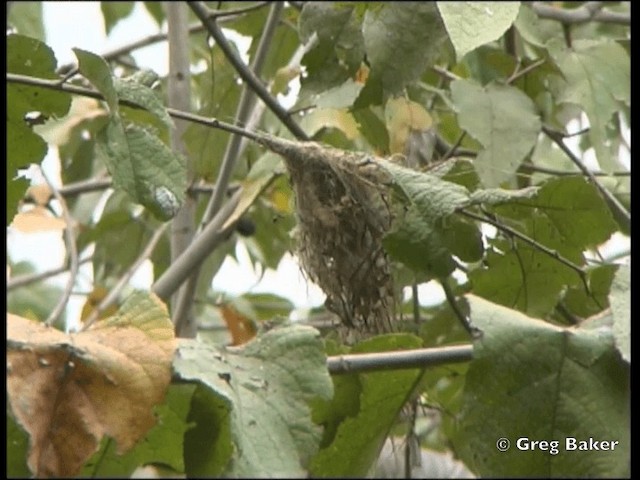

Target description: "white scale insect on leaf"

left=153, top=185, right=180, bottom=219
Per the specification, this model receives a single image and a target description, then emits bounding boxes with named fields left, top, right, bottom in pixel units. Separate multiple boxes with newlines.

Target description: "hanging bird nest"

left=257, top=135, right=397, bottom=340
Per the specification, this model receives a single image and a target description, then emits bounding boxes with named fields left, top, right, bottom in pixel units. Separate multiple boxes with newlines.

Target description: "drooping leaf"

left=8, top=2, right=45, bottom=40
left=438, top=2, right=521, bottom=60
left=74, top=48, right=119, bottom=113
left=451, top=79, right=541, bottom=187
left=362, top=2, right=449, bottom=94
left=309, top=334, right=424, bottom=477
left=100, top=1, right=135, bottom=35
left=175, top=325, right=333, bottom=478
left=548, top=39, right=630, bottom=171
left=454, top=295, right=630, bottom=478
left=7, top=291, right=176, bottom=478
left=609, top=265, right=629, bottom=363
left=95, top=119, right=186, bottom=221
left=298, top=2, right=364, bottom=93
left=380, top=159, right=470, bottom=278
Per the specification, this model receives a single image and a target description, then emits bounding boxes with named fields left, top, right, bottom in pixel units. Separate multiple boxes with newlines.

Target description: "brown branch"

left=187, top=1, right=309, bottom=140
left=327, top=345, right=473, bottom=374
left=542, top=126, right=630, bottom=231
left=8, top=258, right=93, bottom=291
left=532, top=1, right=629, bottom=25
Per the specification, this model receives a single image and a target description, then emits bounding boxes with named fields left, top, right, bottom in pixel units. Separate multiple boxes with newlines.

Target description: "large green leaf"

left=95, top=119, right=186, bottom=221
left=362, top=2, right=449, bottom=94
left=437, top=2, right=521, bottom=60
left=7, top=34, right=71, bottom=223
left=548, top=39, right=630, bottom=171
left=309, top=334, right=424, bottom=477
left=454, top=295, right=630, bottom=478
left=298, top=2, right=364, bottom=93
left=451, top=79, right=541, bottom=187
left=175, top=325, right=333, bottom=478
left=8, top=2, right=45, bottom=40
left=80, top=384, right=196, bottom=477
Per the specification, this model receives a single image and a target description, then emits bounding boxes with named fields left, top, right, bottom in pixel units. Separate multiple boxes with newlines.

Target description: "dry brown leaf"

left=11, top=206, right=67, bottom=233
left=220, top=304, right=257, bottom=346
left=6, top=292, right=176, bottom=478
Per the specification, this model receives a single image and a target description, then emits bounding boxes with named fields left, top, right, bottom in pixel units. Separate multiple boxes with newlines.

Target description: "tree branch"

left=327, top=344, right=473, bottom=375
left=458, top=207, right=591, bottom=292
left=532, top=1, right=630, bottom=25
left=152, top=188, right=242, bottom=301
left=7, top=257, right=93, bottom=291
left=187, top=1, right=309, bottom=140
left=39, top=168, right=80, bottom=327
left=542, top=126, right=631, bottom=232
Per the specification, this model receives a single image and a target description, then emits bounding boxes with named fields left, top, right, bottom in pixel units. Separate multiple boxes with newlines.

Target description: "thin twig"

left=6, top=72, right=262, bottom=141
left=173, top=3, right=285, bottom=335
left=188, top=1, right=309, bottom=140
left=521, top=163, right=630, bottom=178
left=459, top=207, right=591, bottom=293
left=442, top=132, right=466, bottom=161
left=431, top=65, right=461, bottom=82
left=82, top=224, right=169, bottom=331
left=532, top=1, right=629, bottom=25
left=55, top=3, right=270, bottom=76
left=542, top=126, right=631, bottom=231
left=506, top=58, right=546, bottom=84
left=7, top=257, right=93, bottom=291
left=440, top=279, right=476, bottom=337
left=326, top=345, right=473, bottom=375
left=39, top=168, right=79, bottom=327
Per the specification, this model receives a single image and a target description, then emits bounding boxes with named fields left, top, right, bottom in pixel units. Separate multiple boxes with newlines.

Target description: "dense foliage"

left=7, top=2, right=629, bottom=478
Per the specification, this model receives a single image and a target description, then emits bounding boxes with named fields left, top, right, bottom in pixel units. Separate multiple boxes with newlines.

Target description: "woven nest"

left=258, top=135, right=397, bottom=339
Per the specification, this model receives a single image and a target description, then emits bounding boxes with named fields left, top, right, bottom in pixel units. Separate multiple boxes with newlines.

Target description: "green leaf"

left=437, top=2, right=521, bottom=60
left=100, top=1, right=135, bottom=35
left=548, top=39, right=630, bottom=171
left=299, top=3, right=364, bottom=93
left=80, top=384, right=196, bottom=477
left=309, top=334, right=424, bottom=477
left=74, top=48, right=119, bottom=112
left=315, top=79, right=364, bottom=109
left=379, top=160, right=470, bottom=278
left=609, top=265, right=629, bottom=363
left=495, top=176, right=618, bottom=253
left=469, top=242, right=579, bottom=318
left=175, top=325, right=333, bottom=478
left=454, top=295, right=630, bottom=478
left=451, top=79, right=541, bottom=187
left=7, top=413, right=31, bottom=478
left=8, top=2, right=45, bottom=40
left=469, top=186, right=539, bottom=205
left=562, top=264, right=616, bottom=319
left=362, top=3, right=449, bottom=94
left=95, top=120, right=186, bottom=221
left=143, top=1, right=165, bottom=26
left=115, top=71, right=173, bottom=128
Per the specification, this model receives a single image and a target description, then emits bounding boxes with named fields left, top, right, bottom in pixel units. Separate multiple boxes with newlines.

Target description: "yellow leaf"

left=7, top=292, right=175, bottom=478
left=385, top=97, right=434, bottom=155
left=79, top=286, right=119, bottom=323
